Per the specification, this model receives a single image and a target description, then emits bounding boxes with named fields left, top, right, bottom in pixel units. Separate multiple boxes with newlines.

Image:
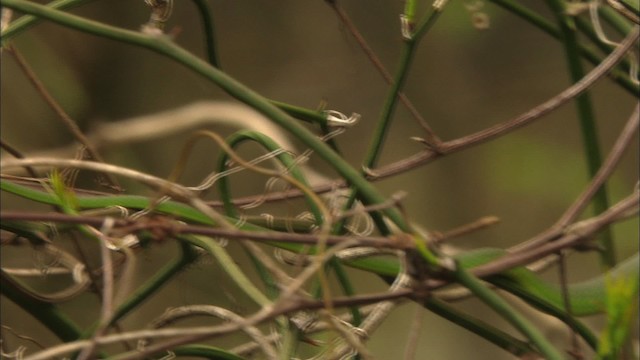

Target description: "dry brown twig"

left=2, top=4, right=638, bottom=359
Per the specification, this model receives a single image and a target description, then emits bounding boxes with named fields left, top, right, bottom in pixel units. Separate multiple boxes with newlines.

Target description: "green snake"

left=1, top=179, right=638, bottom=317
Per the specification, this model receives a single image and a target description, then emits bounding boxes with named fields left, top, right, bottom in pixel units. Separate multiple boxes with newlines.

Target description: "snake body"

left=454, top=247, right=639, bottom=316
left=1, top=179, right=638, bottom=317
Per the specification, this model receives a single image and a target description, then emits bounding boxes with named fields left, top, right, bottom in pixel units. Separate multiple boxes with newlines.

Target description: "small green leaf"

left=49, top=170, right=78, bottom=211
left=597, top=267, right=639, bottom=359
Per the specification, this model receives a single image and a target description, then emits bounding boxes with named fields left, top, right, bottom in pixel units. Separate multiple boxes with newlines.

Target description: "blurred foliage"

left=1, top=1, right=638, bottom=359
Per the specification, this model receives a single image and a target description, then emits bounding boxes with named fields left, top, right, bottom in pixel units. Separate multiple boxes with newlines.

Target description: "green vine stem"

left=598, top=5, right=634, bottom=35
left=490, top=0, right=639, bottom=96
left=0, top=0, right=88, bottom=42
left=1, top=0, right=221, bottom=69
left=1, top=0, right=331, bottom=132
left=190, top=0, right=219, bottom=68
left=172, top=344, right=245, bottom=360
left=0, top=0, right=422, bottom=243
left=212, top=130, right=319, bottom=349
left=0, top=269, right=83, bottom=342
left=268, top=100, right=329, bottom=127
left=453, top=263, right=565, bottom=360
left=215, top=130, right=363, bottom=331
left=181, top=235, right=273, bottom=308
left=104, top=240, right=199, bottom=327
left=181, top=234, right=292, bottom=358
left=3, top=2, right=631, bottom=357
left=72, top=239, right=198, bottom=355
left=364, top=4, right=446, bottom=171
left=545, top=0, right=615, bottom=268
left=422, top=298, right=538, bottom=357
left=327, top=257, right=363, bottom=326
left=332, top=3, right=448, bottom=238
left=3, top=178, right=635, bottom=316
left=215, top=130, right=322, bottom=223
left=2, top=180, right=633, bottom=353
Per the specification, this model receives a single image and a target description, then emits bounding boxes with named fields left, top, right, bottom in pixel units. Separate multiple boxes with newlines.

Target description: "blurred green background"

left=1, top=1, right=638, bottom=358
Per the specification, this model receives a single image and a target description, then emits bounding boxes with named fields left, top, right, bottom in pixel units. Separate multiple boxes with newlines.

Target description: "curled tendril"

left=0, top=345, right=26, bottom=360
left=433, top=0, right=450, bottom=11
left=143, top=0, right=173, bottom=31
left=239, top=177, right=285, bottom=210
left=344, top=208, right=375, bottom=237
left=295, top=211, right=318, bottom=233
left=33, top=244, right=61, bottom=276
left=232, top=215, right=247, bottom=230
left=4, top=244, right=90, bottom=302
left=324, top=110, right=361, bottom=127
left=205, top=149, right=288, bottom=192
left=157, top=351, right=176, bottom=360
left=129, top=206, right=155, bottom=220
left=140, top=305, right=277, bottom=358
left=319, top=126, right=347, bottom=145
left=589, top=1, right=639, bottom=85
left=259, top=213, right=275, bottom=230
left=400, top=14, right=413, bottom=40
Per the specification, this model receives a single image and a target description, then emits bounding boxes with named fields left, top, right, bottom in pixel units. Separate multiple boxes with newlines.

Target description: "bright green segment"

left=2, top=180, right=638, bottom=317
left=455, top=248, right=639, bottom=316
